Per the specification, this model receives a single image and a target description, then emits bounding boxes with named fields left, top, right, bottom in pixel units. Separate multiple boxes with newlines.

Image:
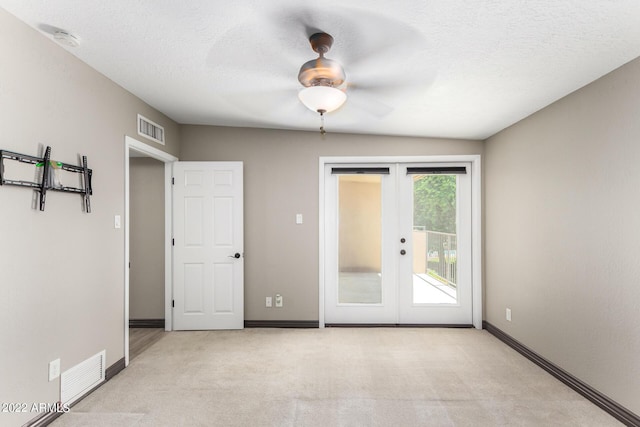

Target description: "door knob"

left=400, top=249, right=406, bottom=255
left=229, top=253, right=241, bottom=259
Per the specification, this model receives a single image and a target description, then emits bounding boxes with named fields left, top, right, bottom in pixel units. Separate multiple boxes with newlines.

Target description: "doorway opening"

left=124, top=136, right=177, bottom=366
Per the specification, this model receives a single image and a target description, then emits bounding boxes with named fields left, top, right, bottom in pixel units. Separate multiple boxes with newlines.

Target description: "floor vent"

left=137, top=114, right=165, bottom=145
left=60, top=350, right=106, bottom=405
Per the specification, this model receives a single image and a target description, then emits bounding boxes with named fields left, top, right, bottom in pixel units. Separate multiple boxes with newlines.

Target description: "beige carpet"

left=52, top=328, right=621, bottom=426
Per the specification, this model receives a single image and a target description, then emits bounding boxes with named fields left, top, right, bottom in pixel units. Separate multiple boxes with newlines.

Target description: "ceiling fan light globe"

left=298, top=86, right=347, bottom=113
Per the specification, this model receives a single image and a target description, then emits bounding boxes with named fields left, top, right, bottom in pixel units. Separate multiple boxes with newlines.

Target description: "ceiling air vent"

left=137, top=114, right=165, bottom=145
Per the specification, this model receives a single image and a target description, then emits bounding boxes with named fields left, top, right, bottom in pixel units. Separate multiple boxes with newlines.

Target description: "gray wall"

left=485, top=57, right=640, bottom=414
left=179, top=126, right=483, bottom=321
left=0, top=9, right=178, bottom=425
left=129, top=157, right=165, bottom=320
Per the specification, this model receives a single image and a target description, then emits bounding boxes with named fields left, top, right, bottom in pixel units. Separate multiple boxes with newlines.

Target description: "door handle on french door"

left=229, top=253, right=241, bottom=259
left=400, top=249, right=406, bottom=255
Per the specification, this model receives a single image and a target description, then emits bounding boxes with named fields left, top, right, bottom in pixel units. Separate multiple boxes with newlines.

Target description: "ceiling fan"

left=207, top=8, right=431, bottom=134
left=291, top=27, right=431, bottom=134
left=297, top=32, right=347, bottom=120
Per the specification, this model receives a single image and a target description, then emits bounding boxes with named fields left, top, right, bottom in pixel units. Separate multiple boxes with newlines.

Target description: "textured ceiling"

left=2, top=1, right=640, bottom=139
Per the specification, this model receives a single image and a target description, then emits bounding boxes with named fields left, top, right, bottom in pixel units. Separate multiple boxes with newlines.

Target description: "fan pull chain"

left=318, top=109, right=326, bottom=135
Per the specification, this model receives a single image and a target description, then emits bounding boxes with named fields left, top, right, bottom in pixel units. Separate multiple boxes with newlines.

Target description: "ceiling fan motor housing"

left=298, top=57, right=346, bottom=87
left=298, top=32, right=346, bottom=88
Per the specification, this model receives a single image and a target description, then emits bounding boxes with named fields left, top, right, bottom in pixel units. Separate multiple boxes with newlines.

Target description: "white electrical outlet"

left=506, top=308, right=512, bottom=322
left=48, top=358, right=60, bottom=382
left=275, top=294, right=283, bottom=308
left=265, top=297, right=272, bottom=308
left=296, top=214, right=303, bottom=224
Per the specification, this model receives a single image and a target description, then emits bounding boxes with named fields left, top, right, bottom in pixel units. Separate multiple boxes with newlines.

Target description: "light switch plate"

left=296, top=214, right=303, bottom=224
left=114, top=215, right=121, bottom=229
left=48, top=358, right=60, bottom=381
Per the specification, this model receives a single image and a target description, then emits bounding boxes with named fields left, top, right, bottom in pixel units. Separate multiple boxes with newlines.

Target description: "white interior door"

left=173, top=161, right=243, bottom=330
left=324, top=162, right=473, bottom=325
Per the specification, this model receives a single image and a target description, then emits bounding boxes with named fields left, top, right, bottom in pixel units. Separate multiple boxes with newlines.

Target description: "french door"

left=323, top=162, right=472, bottom=325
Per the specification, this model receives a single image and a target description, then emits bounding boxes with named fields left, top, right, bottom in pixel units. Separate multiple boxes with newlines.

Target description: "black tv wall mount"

left=0, top=146, right=92, bottom=212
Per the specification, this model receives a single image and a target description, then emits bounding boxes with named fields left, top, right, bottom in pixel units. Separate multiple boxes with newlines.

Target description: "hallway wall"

left=129, top=157, right=165, bottom=320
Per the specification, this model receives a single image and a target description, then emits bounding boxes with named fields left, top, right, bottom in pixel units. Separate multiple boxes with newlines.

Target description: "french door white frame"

left=318, top=155, right=482, bottom=329
left=124, top=136, right=178, bottom=367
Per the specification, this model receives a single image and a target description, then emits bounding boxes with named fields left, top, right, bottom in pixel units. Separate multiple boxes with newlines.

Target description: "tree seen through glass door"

left=412, top=175, right=458, bottom=303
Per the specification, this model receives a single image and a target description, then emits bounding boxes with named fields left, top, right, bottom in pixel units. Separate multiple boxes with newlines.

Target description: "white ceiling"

left=3, top=1, right=640, bottom=140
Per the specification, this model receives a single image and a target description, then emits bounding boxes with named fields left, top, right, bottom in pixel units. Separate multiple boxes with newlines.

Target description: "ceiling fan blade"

left=266, top=6, right=338, bottom=41
left=206, top=20, right=300, bottom=79
left=344, top=89, right=395, bottom=118
left=354, top=34, right=424, bottom=66
left=349, top=69, right=437, bottom=95
left=216, top=88, right=306, bottom=121
left=343, top=72, right=436, bottom=117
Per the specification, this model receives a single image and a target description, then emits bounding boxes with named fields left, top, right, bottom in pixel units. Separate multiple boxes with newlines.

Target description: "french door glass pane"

left=412, top=174, right=458, bottom=304
left=338, top=175, right=382, bottom=304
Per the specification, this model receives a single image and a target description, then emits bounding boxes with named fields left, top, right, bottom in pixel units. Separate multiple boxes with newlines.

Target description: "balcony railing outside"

left=413, top=228, right=457, bottom=288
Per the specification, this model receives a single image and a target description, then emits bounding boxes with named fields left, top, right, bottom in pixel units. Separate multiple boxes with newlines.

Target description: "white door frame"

left=124, top=135, right=178, bottom=367
left=319, top=155, right=482, bottom=329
